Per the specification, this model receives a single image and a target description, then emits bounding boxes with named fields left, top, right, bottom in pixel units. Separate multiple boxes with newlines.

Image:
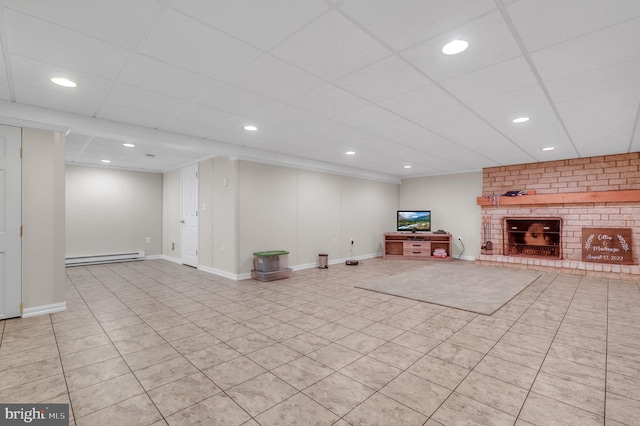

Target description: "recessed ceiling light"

left=50, top=77, right=77, bottom=88
left=244, top=125, right=258, bottom=131
left=122, top=143, right=135, bottom=148
left=100, top=159, right=111, bottom=164
left=512, top=117, right=530, bottom=123
left=403, top=165, right=412, bottom=169
left=346, top=151, right=356, bottom=155
left=541, top=146, right=555, bottom=151
left=441, top=39, right=468, bottom=55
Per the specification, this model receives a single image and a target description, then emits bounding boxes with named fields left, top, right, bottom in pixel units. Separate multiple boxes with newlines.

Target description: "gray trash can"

left=318, top=253, right=328, bottom=269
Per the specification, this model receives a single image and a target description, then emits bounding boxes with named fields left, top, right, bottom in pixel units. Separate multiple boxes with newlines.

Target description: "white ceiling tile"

left=173, top=104, right=245, bottom=130
left=287, top=84, right=369, bottom=117
left=3, top=0, right=640, bottom=178
left=467, top=85, right=549, bottom=120
left=412, top=104, right=480, bottom=130
left=102, top=84, right=189, bottom=118
left=485, top=105, right=567, bottom=145
left=340, top=0, right=496, bottom=51
left=140, top=9, right=262, bottom=81
left=377, top=84, right=460, bottom=121
left=366, top=119, right=428, bottom=142
left=228, top=55, right=325, bottom=102
left=555, top=87, right=640, bottom=120
left=271, top=10, right=390, bottom=80
left=440, top=56, right=538, bottom=103
left=2, top=0, right=164, bottom=50
left=334, top=56, right=431, bottom=102
left=532, top=17, right=640, bottom=83
left=158, top=119, right=224, bottom=140
left=96, top=104, right=167, bottom=129
left=4, top=10, right=131, bottom=80
left=333, top=104, right=400, bottom=128
left=170, top=0, right=329, bottom=50
left=545, top=59, right=640, bottom=103
left=197, top=84, right=287, bottom=121
left=10, top=55, right=113, bottom=101
left=14, top=84, right=102, bottom=116
left=403, top=10, right=521, bottom=82
left=564, top=107, right=637, bottom=157
left=118, top=55, right=220, bottom=102
left=507, top=0, right=640, bottom=51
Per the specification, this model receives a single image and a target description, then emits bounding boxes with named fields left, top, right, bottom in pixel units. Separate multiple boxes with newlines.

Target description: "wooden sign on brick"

left=582, top=228, right=634, bottom=264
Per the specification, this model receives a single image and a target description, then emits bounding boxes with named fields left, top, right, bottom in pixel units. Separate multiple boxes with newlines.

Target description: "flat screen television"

left=397, top=210, right=431, bottom=232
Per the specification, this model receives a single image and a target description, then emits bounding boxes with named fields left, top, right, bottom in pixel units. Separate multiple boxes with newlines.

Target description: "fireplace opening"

left=504, top=217, right=562, bottom=259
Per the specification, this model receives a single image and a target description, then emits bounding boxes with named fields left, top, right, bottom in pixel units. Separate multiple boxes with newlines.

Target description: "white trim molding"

left=22, top=301, right=67, bottom=318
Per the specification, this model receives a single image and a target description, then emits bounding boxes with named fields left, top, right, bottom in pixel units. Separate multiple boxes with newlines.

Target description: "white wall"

left=236, top=161, right=398, bottom=274
left=198, top=157, right=238, bottom=276
left=66, top=165, right=162, bottom=257
left=399, top=172, right=482, bottom=260
left=162, top=168, right=181, bottom=261
left=22, top=128, right=66, bottom=313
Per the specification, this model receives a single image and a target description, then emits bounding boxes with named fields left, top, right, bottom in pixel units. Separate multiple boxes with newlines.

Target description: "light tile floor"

left=1, top=259, right=639, bottom=425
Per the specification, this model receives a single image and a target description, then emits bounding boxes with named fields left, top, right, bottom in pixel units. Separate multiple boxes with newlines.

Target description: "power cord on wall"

left=457, top=238, right=465, bottom=260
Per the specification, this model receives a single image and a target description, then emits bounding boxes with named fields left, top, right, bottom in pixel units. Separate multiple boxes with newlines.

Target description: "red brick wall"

left=479, top=152, right=640, bottom=279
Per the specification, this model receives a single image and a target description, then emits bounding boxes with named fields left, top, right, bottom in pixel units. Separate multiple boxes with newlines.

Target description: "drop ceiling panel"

left=97, top=104, right=168, bottom=129
left=287, top=84, right=369, bottom=117
left=228, top=55, right=325, bottom=102
left=10, top=55, right=113, bottom=102
left=378, top=84, right=460, bottom=121
left=467, top=85, right=549, bottom=120
left=4, top=10, right=131, bottom=80
left=403, top=10, right=521, bottom=83
left=14, top=84, right=103, bottom=116
left=197, top=84, right=287, bottom=121
left=271, top=10, right=390, bottom=80
left=172, top=104, right=246, bottom=130
left=1, top=1, right=638, bottom=178
left=545, top=59, right=640, bottom=103
left=140, top=9, right=262, bottom=81
left=555, top=87, right=640, bottom=120
left=564, top=107, right=638, bottom=157
left=333, top=104, right=400, bottom=129
left=2, top=0, right=164, bottom=50
left=118, top=55, right=220, bottom=102
left=102, top=84, right=189, bottom=118
left=340, top=0, right=496, bottom=51
left=170, top=0, right=329, bottom=50
left=507, top=0, right=640, bottom=51
left=333, top=56, right=431, bottom=103
left=441, top=56, right=538, bottom=103
left=531, top=17, right=640, bottom=83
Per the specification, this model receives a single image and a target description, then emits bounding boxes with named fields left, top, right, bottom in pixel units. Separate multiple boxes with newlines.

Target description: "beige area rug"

left=356, top=262, right=541, bottom=315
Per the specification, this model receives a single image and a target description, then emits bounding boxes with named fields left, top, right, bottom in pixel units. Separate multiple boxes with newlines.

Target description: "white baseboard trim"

left=197, top=265, right=241, bottom=281
left=151, top=255, right=182, bottom=264
left=22, top=301, right=67, bottom=318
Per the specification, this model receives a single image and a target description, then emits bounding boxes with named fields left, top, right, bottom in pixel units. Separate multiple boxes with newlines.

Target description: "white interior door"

left=0, top=125, right=22, bottom=319
left=181, top=164, right=198, bottom=267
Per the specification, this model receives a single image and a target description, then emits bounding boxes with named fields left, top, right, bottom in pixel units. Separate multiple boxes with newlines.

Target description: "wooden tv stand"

left=383, top=232, right=452, bottom=260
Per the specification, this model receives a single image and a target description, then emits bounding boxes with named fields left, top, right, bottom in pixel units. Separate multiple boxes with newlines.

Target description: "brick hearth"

left=477, top=152, right=640, bottom=280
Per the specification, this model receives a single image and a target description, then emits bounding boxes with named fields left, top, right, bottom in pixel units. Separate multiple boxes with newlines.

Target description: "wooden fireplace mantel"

left=477, top=189, right=640, bottom=206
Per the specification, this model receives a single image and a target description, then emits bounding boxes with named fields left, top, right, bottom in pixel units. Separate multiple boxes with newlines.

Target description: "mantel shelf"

left=477, top=189, right=640, bottom=206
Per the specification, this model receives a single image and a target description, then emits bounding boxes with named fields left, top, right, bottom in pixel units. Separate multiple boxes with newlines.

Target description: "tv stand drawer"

left=403, top=248, right=431, bottom=257
left=403, top=241, right=430, bottom=250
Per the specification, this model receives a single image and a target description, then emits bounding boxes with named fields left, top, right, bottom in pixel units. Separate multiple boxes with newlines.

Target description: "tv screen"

left=397, top=210, right=431, bottom=232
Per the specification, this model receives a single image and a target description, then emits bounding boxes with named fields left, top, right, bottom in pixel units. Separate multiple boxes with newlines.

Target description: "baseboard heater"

left=65, top=251, right=145, bottom=266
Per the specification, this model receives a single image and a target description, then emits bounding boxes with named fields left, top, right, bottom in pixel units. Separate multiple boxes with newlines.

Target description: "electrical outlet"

left=146, top=237, right=151, bottom=244
left=350, top=238, right=354, bottom=245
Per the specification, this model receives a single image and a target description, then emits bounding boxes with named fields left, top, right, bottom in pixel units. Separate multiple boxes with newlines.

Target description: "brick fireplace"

left=477, top=152, right=640, bottom=280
